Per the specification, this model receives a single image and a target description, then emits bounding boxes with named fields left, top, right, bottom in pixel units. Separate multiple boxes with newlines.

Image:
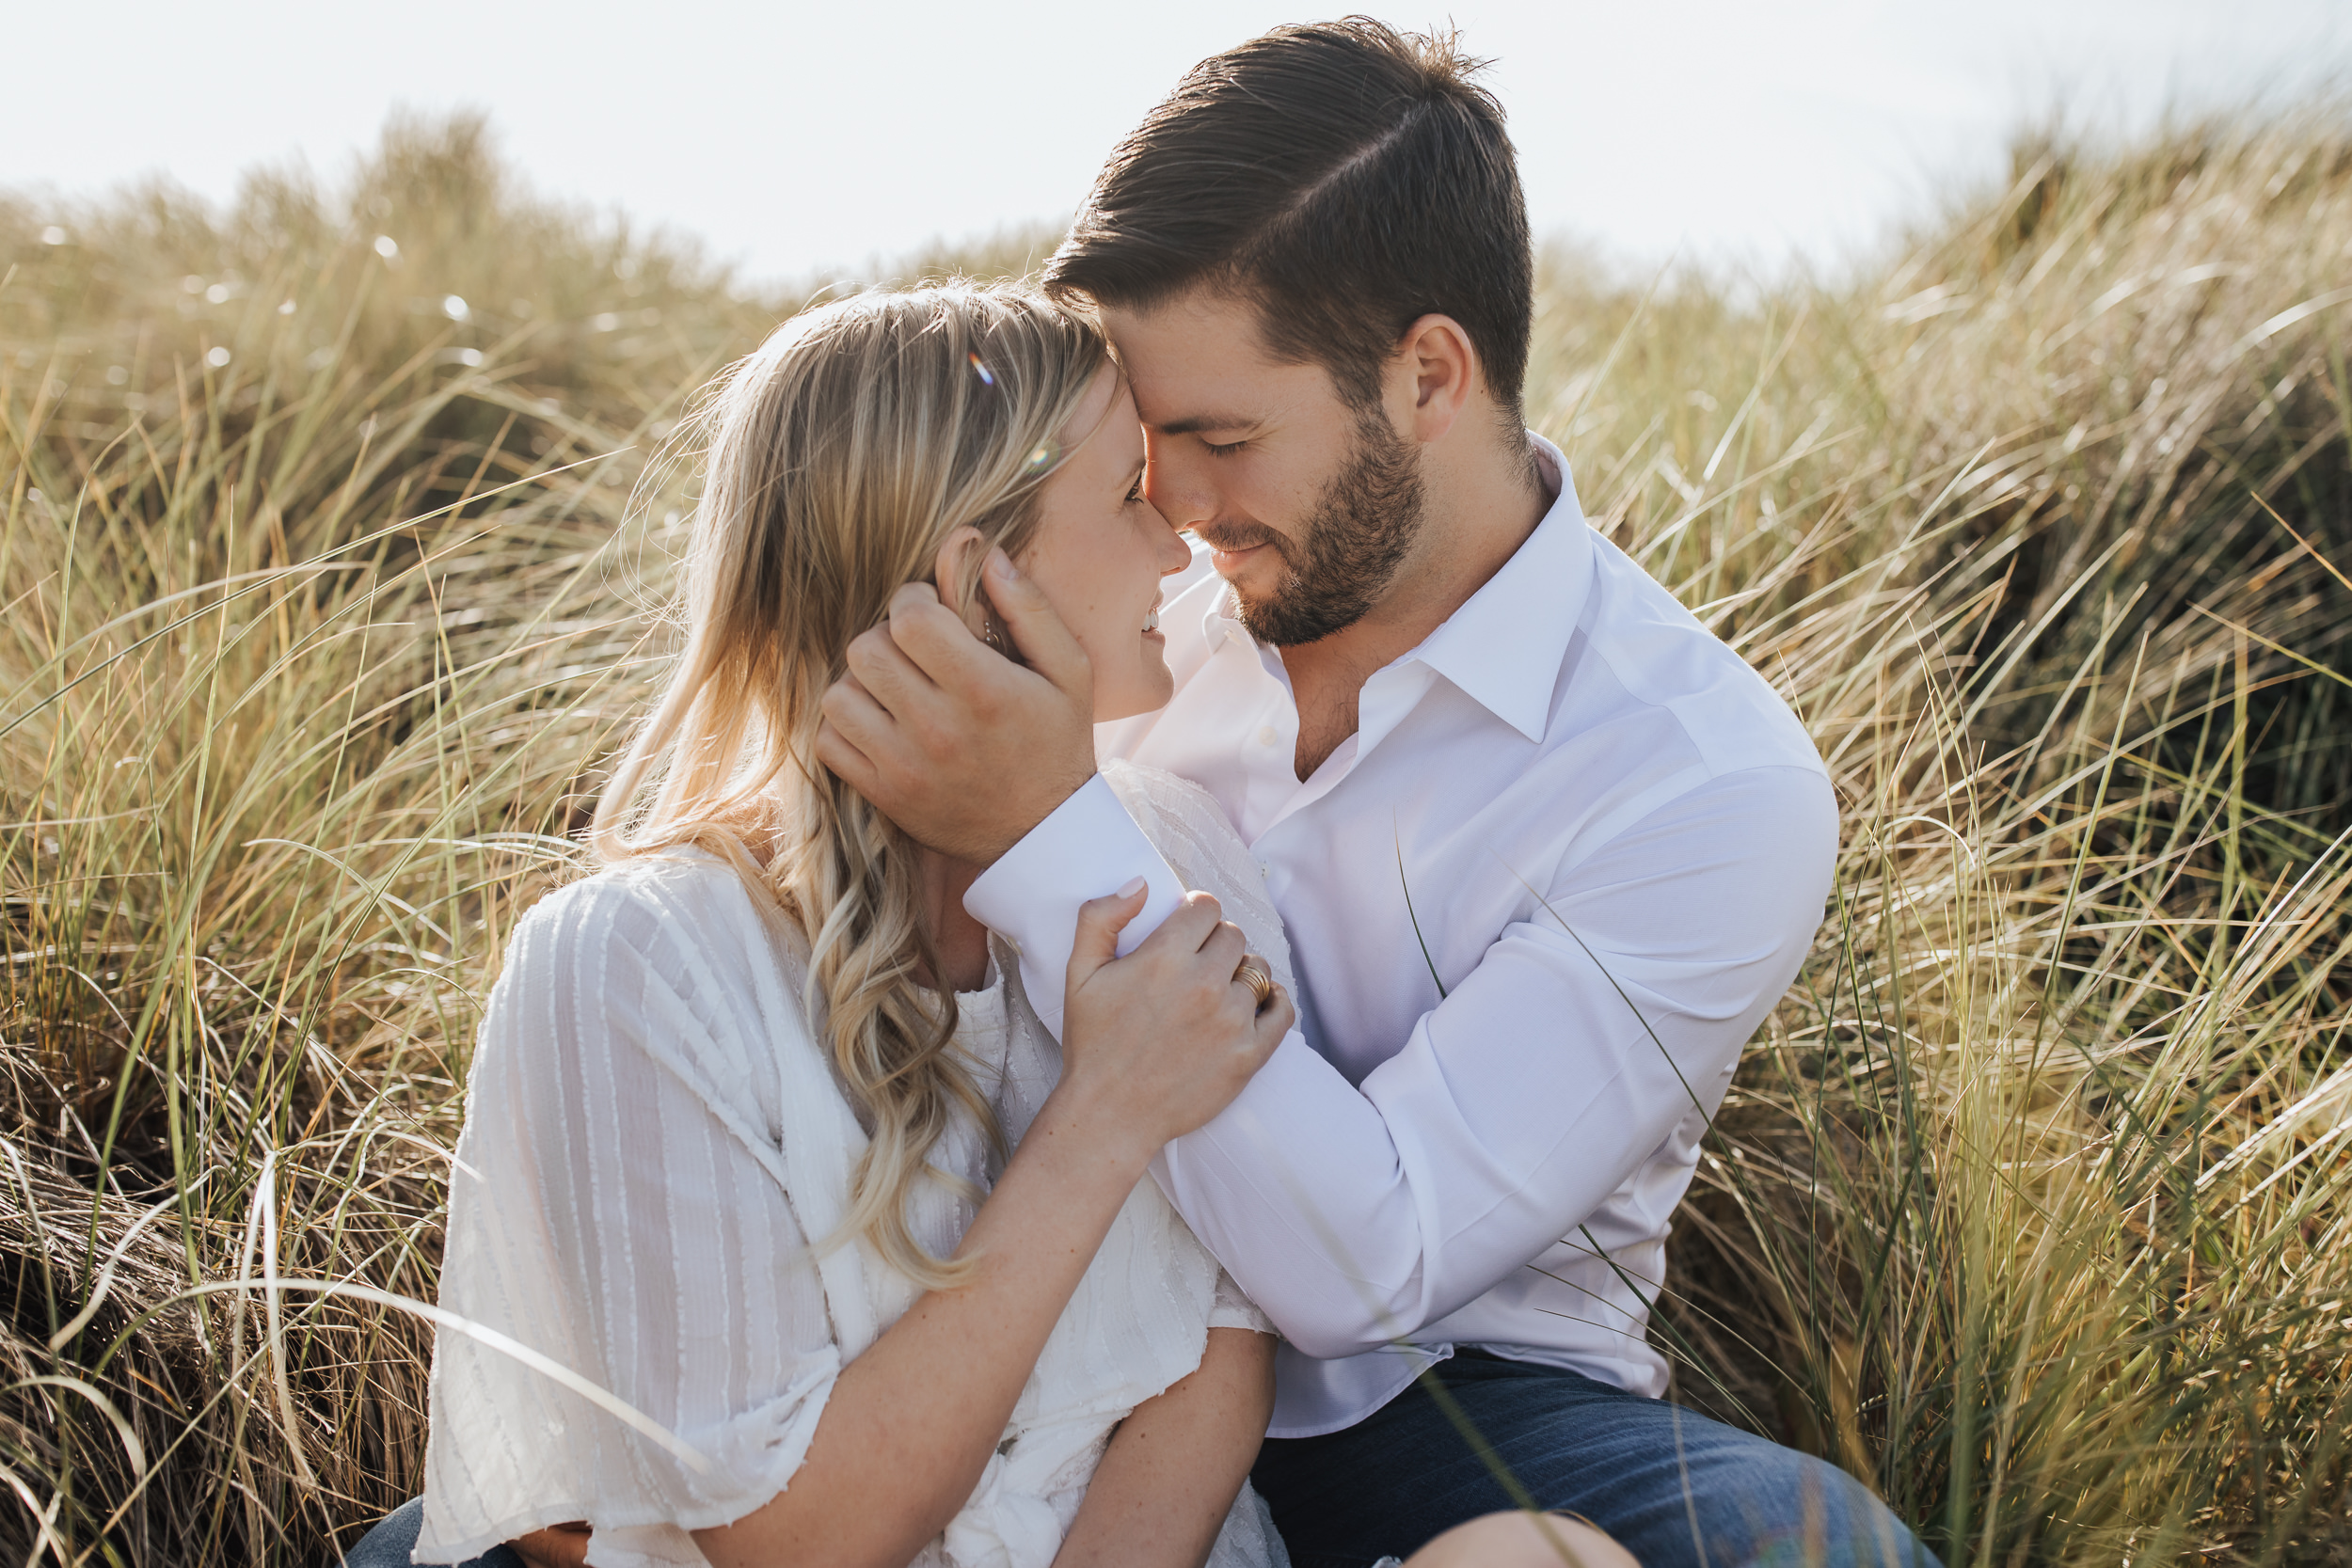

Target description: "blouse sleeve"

left=419, top=868, right=844, bottom=1567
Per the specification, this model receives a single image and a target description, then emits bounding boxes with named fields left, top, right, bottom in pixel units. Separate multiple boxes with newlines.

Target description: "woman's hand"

left=1059, top=880, right=1295, bottom=1153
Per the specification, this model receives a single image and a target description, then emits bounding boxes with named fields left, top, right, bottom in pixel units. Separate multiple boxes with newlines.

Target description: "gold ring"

left=1233, top=956, right=1276, bottom=1011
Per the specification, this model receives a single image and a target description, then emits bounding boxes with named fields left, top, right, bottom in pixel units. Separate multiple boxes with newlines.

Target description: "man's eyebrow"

left=1152, top=413, right=1261, bottom=436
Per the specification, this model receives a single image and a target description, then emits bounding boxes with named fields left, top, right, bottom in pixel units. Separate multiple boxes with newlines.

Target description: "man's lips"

left=1199, top=533, right=1279, bottom=576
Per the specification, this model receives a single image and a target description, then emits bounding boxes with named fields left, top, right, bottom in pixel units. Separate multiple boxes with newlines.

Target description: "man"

left=818, top=20, right=1937, bottom=1568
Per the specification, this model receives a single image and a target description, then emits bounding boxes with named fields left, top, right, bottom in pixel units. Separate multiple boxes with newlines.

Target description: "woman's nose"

left=1155, top=513, right=1194, bottom=573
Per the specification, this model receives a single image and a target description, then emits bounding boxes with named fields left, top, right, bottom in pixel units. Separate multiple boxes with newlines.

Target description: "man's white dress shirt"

left=966, top=435, right=1837, bottom=1438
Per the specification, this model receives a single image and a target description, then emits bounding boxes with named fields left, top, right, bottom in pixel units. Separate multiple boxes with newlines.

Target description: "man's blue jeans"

left=1251, top=1351, right=1941, bottom=1568
left=341, top=1498, right=518, bottom=1568
left=342, top=1355, right=1940, bottom=1568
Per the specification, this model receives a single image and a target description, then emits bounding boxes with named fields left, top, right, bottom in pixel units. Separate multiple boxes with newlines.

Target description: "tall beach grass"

left=3, top=110, right=2349, bottom=1563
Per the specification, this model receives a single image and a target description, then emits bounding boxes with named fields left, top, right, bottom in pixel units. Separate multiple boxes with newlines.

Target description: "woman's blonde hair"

left=593, top=282, right=1110, bottom=1287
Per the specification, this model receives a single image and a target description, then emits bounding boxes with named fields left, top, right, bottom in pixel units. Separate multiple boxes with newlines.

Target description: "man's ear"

left=1394, top=313, right=1478, bottom=444
left=931, top=527, right=990, bottom=640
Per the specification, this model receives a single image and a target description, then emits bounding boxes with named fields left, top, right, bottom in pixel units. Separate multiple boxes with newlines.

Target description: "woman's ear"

left=932, top=527, right=990, bottom=640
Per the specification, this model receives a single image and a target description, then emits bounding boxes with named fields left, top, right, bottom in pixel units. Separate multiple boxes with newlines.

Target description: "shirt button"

left=1256, top=725, right=1279, bottom=746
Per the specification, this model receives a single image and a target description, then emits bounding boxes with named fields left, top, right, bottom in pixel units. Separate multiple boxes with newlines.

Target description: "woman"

left=351, top=284, right=1634, bottom=1568
left=349, top=283, right=1292, bottom=1568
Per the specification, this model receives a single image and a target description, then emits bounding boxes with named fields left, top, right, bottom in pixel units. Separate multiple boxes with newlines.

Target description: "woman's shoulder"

left=517, top=846, right=739, bottom=925
left=485, top=850, right=813, bottom=1120
left=502, top=848, right=773, bottom=980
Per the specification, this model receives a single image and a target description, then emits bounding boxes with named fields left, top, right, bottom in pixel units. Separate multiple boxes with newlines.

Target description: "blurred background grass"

left=3, top=106, right=2350, bottom=1564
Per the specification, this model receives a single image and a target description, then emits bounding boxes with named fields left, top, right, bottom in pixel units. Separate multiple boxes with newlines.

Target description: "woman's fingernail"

left=1115, top=875, right=1148, bottom=899
left=991, top=547, right=1020, bottom=580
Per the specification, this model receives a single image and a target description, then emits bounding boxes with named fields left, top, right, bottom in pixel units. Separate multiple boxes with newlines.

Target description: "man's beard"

left=1214, top=412, right=1424, bottom=648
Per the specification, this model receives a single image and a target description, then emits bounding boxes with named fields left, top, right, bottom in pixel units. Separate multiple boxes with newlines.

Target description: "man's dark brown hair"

left=1044, top=17, right=1533, bottom=423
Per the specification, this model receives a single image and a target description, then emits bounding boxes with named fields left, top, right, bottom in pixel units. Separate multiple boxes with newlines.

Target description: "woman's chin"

left=1090, top=659, right=1176, bottom=724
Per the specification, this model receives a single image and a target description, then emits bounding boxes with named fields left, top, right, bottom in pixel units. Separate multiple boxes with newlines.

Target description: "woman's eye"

left=1125, top=478, right=1146, bottom=504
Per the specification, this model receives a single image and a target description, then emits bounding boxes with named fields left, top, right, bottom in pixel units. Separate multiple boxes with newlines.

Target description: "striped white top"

left=417, top=762, right=1289, bottom=1568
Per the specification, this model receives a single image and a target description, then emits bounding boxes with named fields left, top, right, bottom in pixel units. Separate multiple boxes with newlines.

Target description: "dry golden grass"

left=2, top=109, right=2348, bottom=1564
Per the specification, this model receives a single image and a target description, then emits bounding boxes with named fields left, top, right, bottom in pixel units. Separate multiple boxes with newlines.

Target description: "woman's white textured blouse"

left=417, top=762, right=1292, bottom=1568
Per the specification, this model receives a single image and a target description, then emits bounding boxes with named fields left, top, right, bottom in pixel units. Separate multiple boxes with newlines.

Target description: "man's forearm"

left=978, top=768, right=1836, bottom=1363
left=1150, top=1037, right=1430, bottom=1357
left=1150, top=924, right=1757, bottom=1359
left=967, top=784, right=1672, bottom=1358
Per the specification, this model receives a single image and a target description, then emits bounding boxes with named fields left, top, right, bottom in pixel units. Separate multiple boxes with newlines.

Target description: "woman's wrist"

left=1025, top=1078, right=1162, bottom=1180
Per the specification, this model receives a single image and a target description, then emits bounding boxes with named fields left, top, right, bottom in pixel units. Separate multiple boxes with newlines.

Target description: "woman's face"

left=1007, top=365, right=1193, bottom=722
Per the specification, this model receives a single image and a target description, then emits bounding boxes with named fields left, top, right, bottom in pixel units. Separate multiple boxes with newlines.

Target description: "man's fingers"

left=983, top=549, right=1093, bottom=701
left=813, top=715, right=881, bottom=794
left=886, top=586, right=1012, bottom=699
left=843, top=620, right=941, bottom=719
left=816, top=676, right=910, bottom=788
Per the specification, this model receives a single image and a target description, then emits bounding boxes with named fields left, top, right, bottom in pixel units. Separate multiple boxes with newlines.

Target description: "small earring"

left=981, top=606, right=1025, bottom=666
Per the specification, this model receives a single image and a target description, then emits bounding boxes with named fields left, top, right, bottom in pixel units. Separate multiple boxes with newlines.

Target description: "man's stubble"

left=1219, top=411, right=1425, bottom=648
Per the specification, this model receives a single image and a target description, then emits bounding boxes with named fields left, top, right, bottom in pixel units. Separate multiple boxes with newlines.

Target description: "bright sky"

left=8, top=1, right=2347, bottom=288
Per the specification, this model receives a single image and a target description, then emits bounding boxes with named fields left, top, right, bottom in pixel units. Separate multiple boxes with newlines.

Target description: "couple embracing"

left=350, top=20, right=1937, bottom=1568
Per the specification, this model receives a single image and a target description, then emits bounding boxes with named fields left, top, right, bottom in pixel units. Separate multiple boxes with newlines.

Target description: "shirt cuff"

left=962, top=773, right=1186, bottom=1037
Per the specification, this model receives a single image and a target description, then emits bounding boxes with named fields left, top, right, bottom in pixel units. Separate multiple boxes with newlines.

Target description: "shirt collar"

left=1197, top=432, right=1595, bottom=744
left=1408, top=433, right=1592, bottom=743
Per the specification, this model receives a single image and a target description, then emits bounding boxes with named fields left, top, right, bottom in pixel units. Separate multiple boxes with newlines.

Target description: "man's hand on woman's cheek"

left=815, top=551, right=1099, bottom=863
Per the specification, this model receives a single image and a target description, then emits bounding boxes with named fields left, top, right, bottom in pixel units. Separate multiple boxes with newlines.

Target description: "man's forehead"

left=1101, top=293, right=1307, bottom=427
left=1102, top=284, right=1264, bottom=342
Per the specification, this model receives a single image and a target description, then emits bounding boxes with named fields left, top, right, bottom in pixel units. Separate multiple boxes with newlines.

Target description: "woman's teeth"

left=1143, top=606, right=1160, bottom=633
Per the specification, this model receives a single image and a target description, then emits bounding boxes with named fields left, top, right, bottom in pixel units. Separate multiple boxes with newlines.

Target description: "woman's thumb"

left=1070, top=875, right=1150, bottom=981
